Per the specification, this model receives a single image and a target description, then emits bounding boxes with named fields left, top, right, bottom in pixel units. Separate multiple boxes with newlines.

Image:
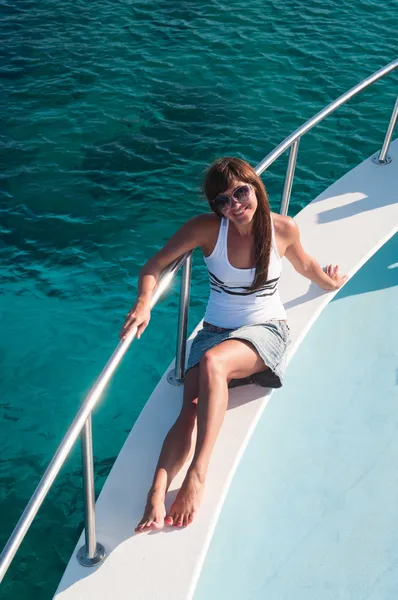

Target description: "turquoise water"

left=195, top=234, right=398, bottom=600
left=0, top=0, right=397, bottom=597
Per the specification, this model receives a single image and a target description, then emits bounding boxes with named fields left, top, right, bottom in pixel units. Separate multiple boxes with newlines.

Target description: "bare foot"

left=135, top=489, right=166, bottom=534
left=166, top=469, right=205, bottom=528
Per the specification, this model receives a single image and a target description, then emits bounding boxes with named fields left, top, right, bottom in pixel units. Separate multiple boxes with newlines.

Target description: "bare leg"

left=135, top=366, right=199, bottom=533
left=168, top=339, right=267, bottom=527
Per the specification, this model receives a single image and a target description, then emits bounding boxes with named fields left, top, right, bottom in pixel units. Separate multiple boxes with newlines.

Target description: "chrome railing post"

left=167, top=252, right=192, bottom=386
left=372, top=96, right=398, bottom=165
left=280, top=139, right=300, bottom=216
left=77, top=415, right=106, bottom=567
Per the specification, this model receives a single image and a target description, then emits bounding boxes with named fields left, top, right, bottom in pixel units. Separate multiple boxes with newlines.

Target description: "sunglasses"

left=213, top=184, right=252, bottom=212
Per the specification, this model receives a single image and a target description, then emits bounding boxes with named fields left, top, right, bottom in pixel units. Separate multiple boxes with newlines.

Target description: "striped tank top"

left=203, top=217, right=286, bottom=328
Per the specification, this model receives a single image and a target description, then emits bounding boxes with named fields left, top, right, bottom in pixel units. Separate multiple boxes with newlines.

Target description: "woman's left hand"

left=324, top=264, right=348, bottom=289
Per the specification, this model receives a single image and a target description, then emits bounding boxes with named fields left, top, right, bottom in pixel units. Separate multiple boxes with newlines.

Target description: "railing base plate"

left=77, top=542, right=106, bottom=567
left=167, top=370, right=185, bottom=386
left=372, top=154, right=392, bottom=165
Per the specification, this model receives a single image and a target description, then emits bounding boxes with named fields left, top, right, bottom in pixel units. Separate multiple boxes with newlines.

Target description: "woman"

left=120, top=157, right=347, bottom=532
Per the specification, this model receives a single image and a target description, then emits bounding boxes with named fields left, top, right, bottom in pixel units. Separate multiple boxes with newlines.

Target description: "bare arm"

left=283, top=217, right=348, bottom=291
left=120, top=215, right=210, bottom=339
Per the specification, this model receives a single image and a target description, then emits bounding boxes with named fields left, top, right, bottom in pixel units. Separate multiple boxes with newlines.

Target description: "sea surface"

left=0, top=0, right=397, bottom=597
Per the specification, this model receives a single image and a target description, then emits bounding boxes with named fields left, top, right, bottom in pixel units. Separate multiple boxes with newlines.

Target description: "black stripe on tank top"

left=208, top=270, right=279, bottom=296
left=209, top=279, right=279, bottom=297
left=208, top=269, right=279, bottom=293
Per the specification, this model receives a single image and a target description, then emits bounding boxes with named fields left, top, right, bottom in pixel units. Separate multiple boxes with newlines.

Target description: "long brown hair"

left=203, top=157, right=272, bottom=292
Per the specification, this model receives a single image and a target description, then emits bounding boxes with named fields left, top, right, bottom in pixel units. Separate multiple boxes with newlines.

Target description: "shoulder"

left=270, top=212, right=300, bottom=257
left=172, top=213, right=221, bottom=254
left=189, top=212, right=221, bottom=228
left=184, top=213, right=221, bottom=241
left=271, top=212, right=298, bottom=243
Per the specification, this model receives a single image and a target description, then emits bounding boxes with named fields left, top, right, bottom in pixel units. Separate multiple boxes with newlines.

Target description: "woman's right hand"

left=120, top=299, right=151, bottom=340
left=118, top=214, right=209, bottom=341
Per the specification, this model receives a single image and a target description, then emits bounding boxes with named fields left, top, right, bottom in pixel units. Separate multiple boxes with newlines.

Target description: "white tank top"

left=203, top=217, right=286, bottom=328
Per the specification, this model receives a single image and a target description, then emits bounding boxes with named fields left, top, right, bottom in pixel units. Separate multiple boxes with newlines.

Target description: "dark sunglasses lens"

left=214, top=195, right=230, bottom=210
left=234, top=185, right=251, bottom=202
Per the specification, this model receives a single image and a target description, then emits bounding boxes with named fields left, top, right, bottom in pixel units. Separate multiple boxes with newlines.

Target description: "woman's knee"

left=199, top=349, right=227, bottom=379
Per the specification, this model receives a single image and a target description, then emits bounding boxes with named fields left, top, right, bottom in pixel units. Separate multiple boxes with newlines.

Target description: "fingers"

left=120, top=311, right=150, bottom=341
left=325, top=265, right=349, bottom=290
left=325, top=264, right=340, bottom=279
left=136, top=321, right=148, bottom=340
left=120, top=323, right=137, bottom=340
left=120, top=308, right=141, bottom=339
left=120, top=313, right=136, bottom=339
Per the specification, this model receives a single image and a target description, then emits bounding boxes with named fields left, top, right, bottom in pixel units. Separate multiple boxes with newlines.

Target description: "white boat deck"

left=54, top=140, right=398, bottom=600
left=194, top=232, right=398, bottom=599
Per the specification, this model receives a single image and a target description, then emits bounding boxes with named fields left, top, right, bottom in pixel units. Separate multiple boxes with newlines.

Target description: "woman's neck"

left=229, top=219, right=254, bottom=237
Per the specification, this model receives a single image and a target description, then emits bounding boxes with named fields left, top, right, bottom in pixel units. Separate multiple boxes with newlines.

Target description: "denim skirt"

left=186, top=319, right=291, bottom=389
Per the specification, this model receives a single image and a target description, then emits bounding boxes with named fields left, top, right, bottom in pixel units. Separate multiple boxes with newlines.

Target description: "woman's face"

left=214, top=179, right=258, bottom=224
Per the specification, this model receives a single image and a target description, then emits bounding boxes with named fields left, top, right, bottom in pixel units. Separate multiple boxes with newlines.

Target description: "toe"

left=153, top=513, right=165, bottom=530
left=183, top=514, right=189, bottom=527
left=177, top=514, right=184, bottom=527
left=135, top=521, right=147, bottom=533
left=165, top=515, right=173, bottom=526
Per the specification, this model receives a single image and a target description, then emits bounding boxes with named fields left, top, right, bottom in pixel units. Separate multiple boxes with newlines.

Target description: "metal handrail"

left=0, top=252, right=190, bottom=582
left=1, top=58, right=397, bottom=586
left=255, top=58, right=398, bottom=177
left=261, top=58, right=398, bottom=214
